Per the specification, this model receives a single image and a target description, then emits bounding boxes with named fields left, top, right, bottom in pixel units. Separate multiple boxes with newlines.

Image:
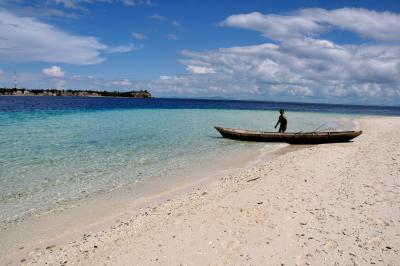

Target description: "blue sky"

left=0, top=0, right=400, bottom=105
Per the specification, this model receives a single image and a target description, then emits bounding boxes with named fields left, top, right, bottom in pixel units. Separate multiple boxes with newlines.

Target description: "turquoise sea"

left=1, top=97, right=399, bottom=227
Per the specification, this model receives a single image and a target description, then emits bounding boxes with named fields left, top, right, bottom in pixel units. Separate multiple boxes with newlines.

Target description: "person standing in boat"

left=274, top=109, right=287, bottom=133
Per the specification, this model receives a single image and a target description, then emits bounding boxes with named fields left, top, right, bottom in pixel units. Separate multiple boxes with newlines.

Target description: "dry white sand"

left=2, top=116, right=400, bottom=265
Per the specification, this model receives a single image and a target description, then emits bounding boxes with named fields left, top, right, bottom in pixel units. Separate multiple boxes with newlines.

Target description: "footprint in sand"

left=374, top=218, right=389, bottom=227
left=295, top=254, right=306, bottom=266
left=367, top=236, right=382, bottom=249
left=323, top=239, right=338, bottom=252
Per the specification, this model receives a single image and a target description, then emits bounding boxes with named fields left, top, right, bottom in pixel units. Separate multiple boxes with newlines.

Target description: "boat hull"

left=215, top=126, right=362, bottom=144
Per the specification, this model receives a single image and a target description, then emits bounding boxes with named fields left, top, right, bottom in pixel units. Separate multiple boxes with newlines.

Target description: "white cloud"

left=222, top=11, right=323, bottom=41
left=55, top=79, right=67, bottom=89
left=222, top=8, right=400, bottom=41
left=150, top=14, right=182, bottom=29
left=0, top=0, right=155, bottom=19
left=159, top=75, right=184, bottom=81
left=147, top=8, right=400, bottom=103
left=47, top=0, right=156, bottom=9
left=61, top=75, right=135, bottom=89
left=186, top=65, right=216, bottom=74
left=120, top=0, right=156, bottom=7
left=127, top=0, right=155, bottom=5
left=299, top=8, right=400, bottom=41
left=287, top=86, right=313, bottom=96
left=174, top=40, right=400, bottom=100
left=149, top=14, right=167, bottom=21
left=167, top=33, right=178, bottom=40
left=10, top=73, right=135, bottom=91
left=1, top=4, right=79, bottom=19
left=49, top=0, right=77, bottom=9
left=172, top=21, right=182, bottom=29
left=106, top=43, right=137, bottom=53
left=131, top=32, right=146, bottom=40
left=42, top=66, right=65, bottom=77
left=112, top=78, right=132, bottom=86
left=159, top=75, right=169, bottom=80
left=0, top=10, right=106, bottom=64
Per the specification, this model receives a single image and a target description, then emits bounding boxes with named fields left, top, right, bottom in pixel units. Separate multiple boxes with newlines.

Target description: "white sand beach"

left=1, top=116, right=400, bottom=265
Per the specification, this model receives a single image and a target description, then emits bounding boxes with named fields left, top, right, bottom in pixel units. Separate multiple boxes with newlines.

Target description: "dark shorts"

left=279, top=126, right=286, bottom=133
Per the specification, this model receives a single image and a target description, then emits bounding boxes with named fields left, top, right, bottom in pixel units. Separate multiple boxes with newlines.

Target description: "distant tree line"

left=0, top=88, right=152, bottom=98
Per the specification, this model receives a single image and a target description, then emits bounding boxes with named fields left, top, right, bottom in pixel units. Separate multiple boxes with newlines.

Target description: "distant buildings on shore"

left=0, top=88, right=152, bottom=98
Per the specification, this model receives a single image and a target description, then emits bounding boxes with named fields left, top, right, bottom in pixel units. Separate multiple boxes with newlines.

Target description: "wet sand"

left=2, top=116, right=400, bottom=265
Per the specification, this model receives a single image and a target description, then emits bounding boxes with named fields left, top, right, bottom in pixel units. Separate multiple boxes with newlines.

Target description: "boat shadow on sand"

left=211, top=135, right=357, bottom=145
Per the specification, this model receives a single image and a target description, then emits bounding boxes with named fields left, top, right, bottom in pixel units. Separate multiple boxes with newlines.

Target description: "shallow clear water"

left=1, top=96, right=389, bottom=226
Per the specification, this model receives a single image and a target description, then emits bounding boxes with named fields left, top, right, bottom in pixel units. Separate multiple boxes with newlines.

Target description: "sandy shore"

left=2, top=116, right=400, bottom=265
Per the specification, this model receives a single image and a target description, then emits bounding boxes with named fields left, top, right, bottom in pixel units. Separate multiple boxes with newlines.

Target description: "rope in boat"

left=314, top=123, right=326, bottom=132
left=313, top=123, right=336, bottom=133
left=295, top=123, right=335, bottom=134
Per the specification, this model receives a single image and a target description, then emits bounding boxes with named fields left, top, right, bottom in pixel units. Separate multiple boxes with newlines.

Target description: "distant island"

left=0, top=88, right=152, bottom=98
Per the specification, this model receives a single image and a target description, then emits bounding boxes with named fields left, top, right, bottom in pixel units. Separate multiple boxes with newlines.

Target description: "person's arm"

left=274, top=117, right=280, bottom=128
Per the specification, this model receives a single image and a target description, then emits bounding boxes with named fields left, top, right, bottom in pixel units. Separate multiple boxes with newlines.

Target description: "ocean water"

left=1, top=96, right=399, bottom=227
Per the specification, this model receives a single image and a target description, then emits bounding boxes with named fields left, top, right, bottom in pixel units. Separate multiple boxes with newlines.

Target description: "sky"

left=0, top=0, right=400, bottom=105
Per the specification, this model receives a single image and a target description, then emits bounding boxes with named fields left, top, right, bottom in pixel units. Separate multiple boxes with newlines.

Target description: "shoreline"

left=0, top=140, right=286, bottom=230
left=0, top=138, right=293, bottom=264
left=2, top=116, right=400, bottom=265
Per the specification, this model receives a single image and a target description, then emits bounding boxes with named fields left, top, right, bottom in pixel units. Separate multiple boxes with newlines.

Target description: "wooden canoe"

left=214, top=126, right=362, bottom=144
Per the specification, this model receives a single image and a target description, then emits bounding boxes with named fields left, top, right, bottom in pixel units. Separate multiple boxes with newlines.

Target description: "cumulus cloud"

left=222, top=11, right=323, bottom=41
left=0, top=4, right=79, bottom=19
left=149, top=14, right=167, bottom=21
left=172, top=21, right=182, bottom=29
left=120, top=0, right=155, bottom=6
left=222, top=8, right=400, bottom=42
left=0, top=10, right=106, bottom=64
left=167, top=33, right=178, bottom=40
left=111, top=78, right=132, bottom=87
left=0, top=0, right=155, bottom=19
left=55, top=79, right=67, bottom=89
left=299, top=8, right=400, bottom=41
left=42, top=66, right=65, bottom=77
left=159, top=75, right=183, bottom=81
left=1, top=68, right=136, bottom=91
left=172, top=40, right=400, bottom=101
left=150, top=14, right=182, bottom=29
left=66, top=75, right=134, bottom=88
left=186, top=65, right=216, bottom=74
left=49, top=0, right=77, bottom=9
left=149, top=8, right=400, bottom=104
left=139, top=73, right=253, bottom=97
left=0, top=70, right=60, bottom=89
left=29, top=74, right=135, bottom=90
left=131, top=32, right=146, bottom=40
left=106, top=43, right=138, bottom=54
left=47, top=0, right=156, bottom=9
